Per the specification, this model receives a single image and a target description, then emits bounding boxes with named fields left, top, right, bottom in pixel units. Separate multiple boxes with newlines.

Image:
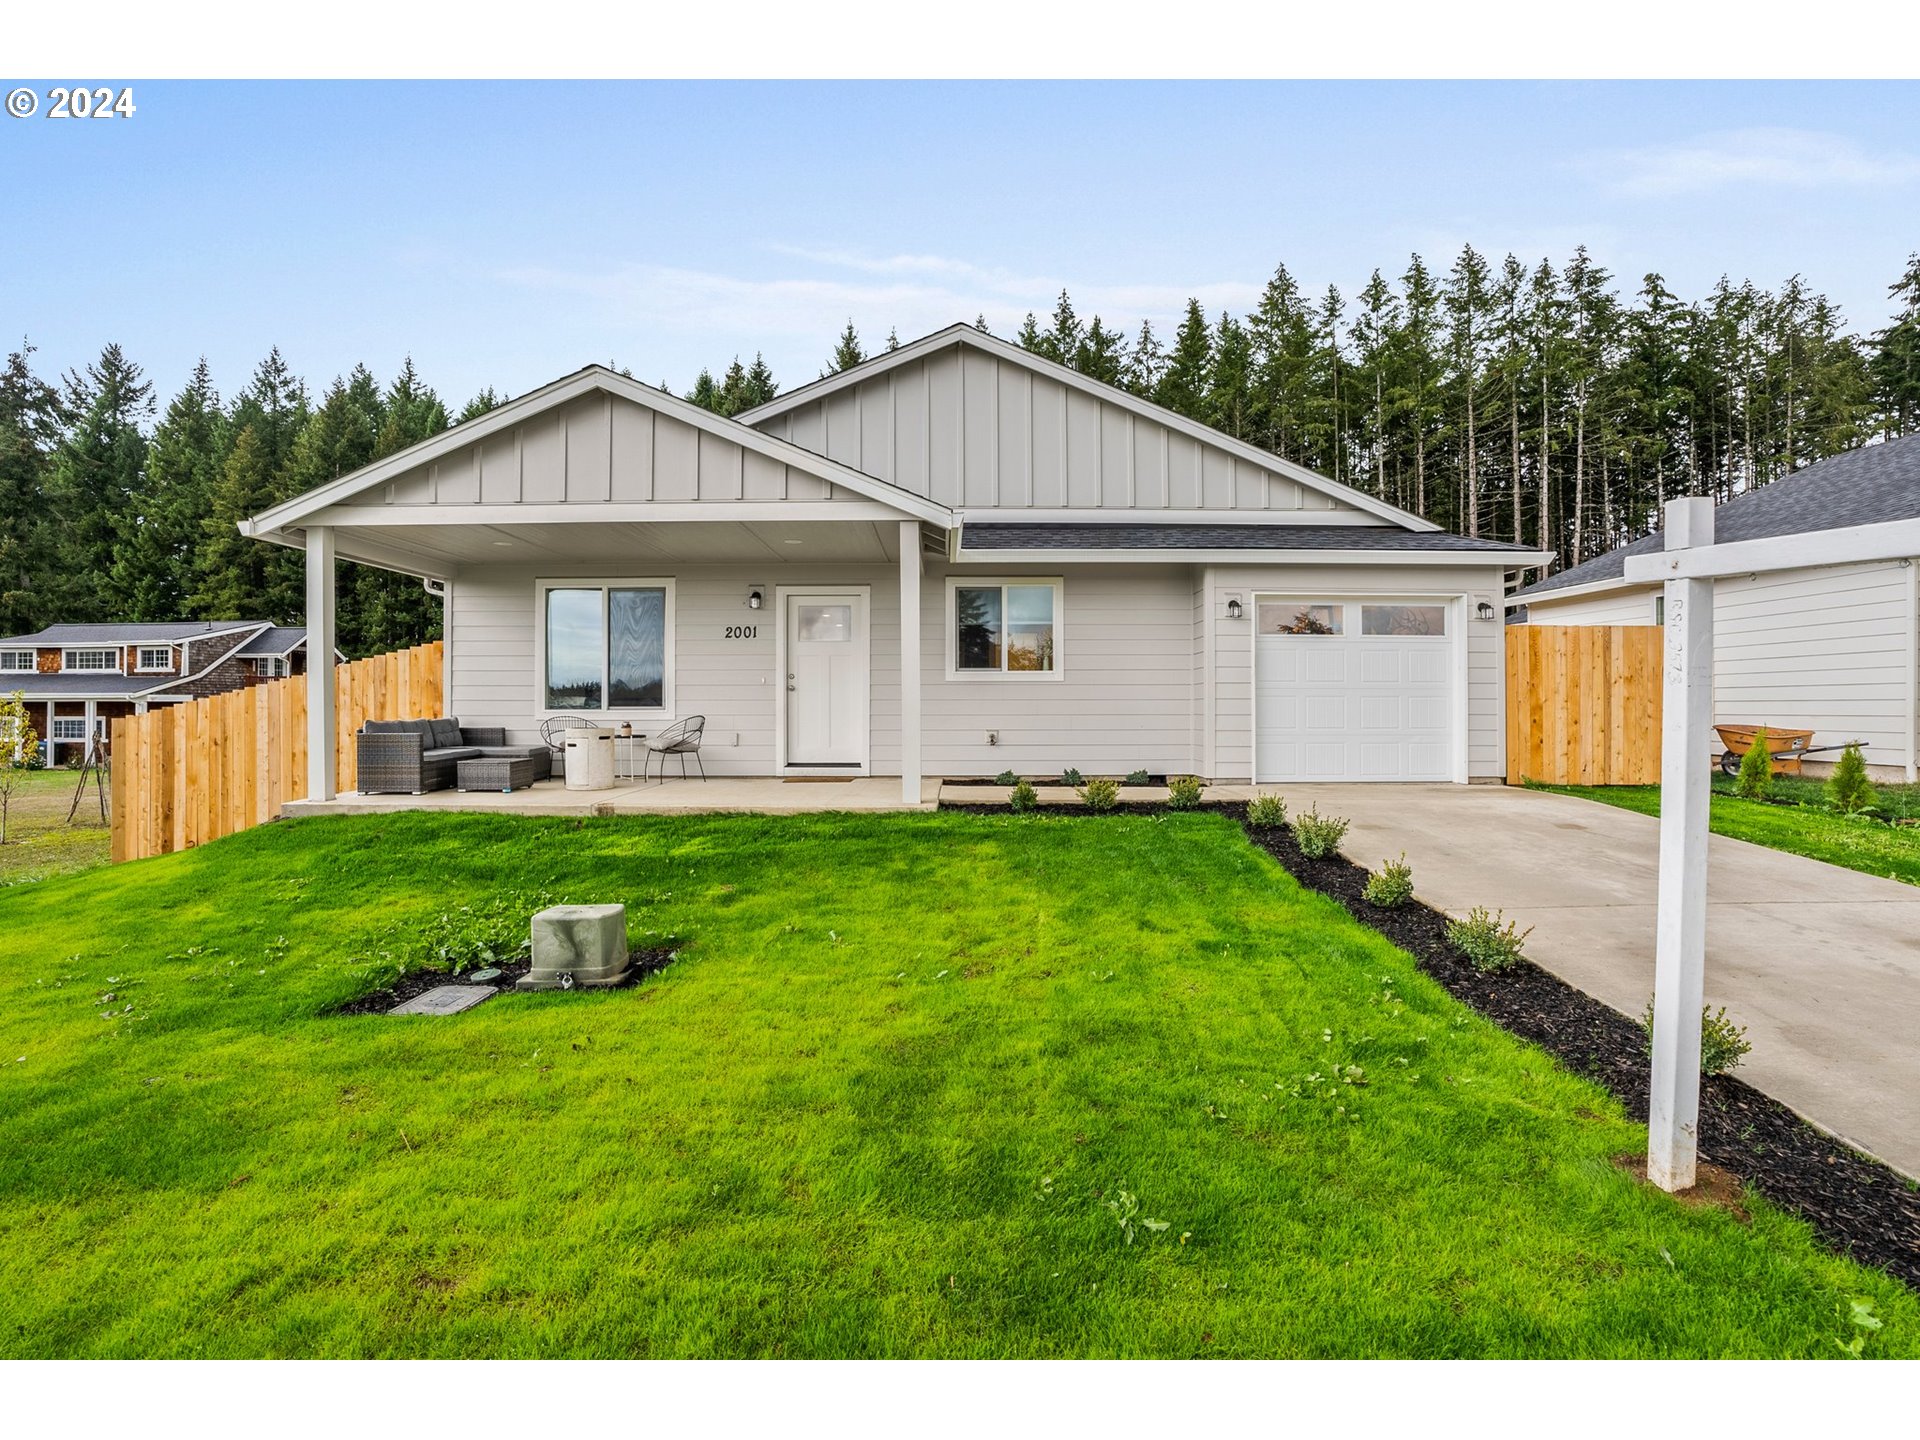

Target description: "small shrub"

left=1008, top=779, right=1038, bottom=813
left=1166, top=774, right=1205, bottom=810
left=1060, top=767, right=1084, bottom=787
left=1078, top=776, right=1120, bottom=812
left=993, top=768, right=1019, bottom=786
left=1245, top=792, right=1288, bottom=829
left=1826, top=742, right=1877, bottom=815
left=1445, top=906, right=1531, bottom=973
left=1640, top=999, right=1752, bottom=1076
left=1736, top=728, right=1774, bottom=799
left=1290, top=804, right=1350, bottom=859
left=409, top=888, right=557, bottom=974
left=1363, top=854, right=1414, bottom=909
left=1124, top=768, right=1151, bottom=787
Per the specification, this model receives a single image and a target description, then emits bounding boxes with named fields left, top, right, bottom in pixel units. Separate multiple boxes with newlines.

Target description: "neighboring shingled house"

left=1511, top=434, right=1920, bottom=779
left=0, top=621, right=341, bottom=765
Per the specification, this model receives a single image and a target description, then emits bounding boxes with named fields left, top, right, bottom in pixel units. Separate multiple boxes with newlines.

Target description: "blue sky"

left=5, top=80, right=1918, bottom=410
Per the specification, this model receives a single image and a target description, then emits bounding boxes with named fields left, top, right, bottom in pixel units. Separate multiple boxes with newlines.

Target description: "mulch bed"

left=330, top=947, right=677, bottom=1017
left=936, top=795, right=1920, bottom=1288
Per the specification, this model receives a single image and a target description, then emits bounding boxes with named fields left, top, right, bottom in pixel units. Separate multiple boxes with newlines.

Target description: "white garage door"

left=1255, top=599, right=1453, bottom=782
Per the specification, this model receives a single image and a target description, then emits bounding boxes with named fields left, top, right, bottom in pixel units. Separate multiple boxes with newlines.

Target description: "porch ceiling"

left=325, top=517, right=907, bottom=574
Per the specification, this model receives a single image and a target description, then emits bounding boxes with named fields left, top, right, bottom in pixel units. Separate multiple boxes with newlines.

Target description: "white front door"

left=1255, top=598, right=1454, bottom=782
left=784, top=591, right=868, bottom=767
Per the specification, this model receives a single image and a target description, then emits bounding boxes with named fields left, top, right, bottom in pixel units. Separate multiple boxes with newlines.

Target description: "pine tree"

left=1348, top=271, right=1401, bottom=504
left=342, top=361, right=452, bottom=656
left=1825, top=742, right=1876, bottom=814
left=885, top=328, right=900, bottom=352
left=1123, top=320, right=1165, bottom=397
left=1156, top=300, right=1213, bottom=418
left=1445, top=246, right=1494, bottom=536
left=458, top=388, right=502, bottom=423
left=1207, top=313, right=1254, bottom=439
left=824, top=321, right=866, bottom=376
left=742, top=353, right=778, bottom=410
left=1247, top=264, right=1316, bottom=460
left=1873, top=253, right=1920, bottom=436
left=1306, top=286, right=1348, bottom=482
left=1015, top=313, right=1043, bottom=353
left=1076, top=317, right=1125, bottom=385
left=45, top=344, right=154, bottom=618
left=686, top=369, right=719, bottom=412
left=1040, top=290, right=1082, bottom=366
left=0, top=344, right=65, bottom=634
left=974, top=314, right=992, bottom=334
left=1400, top=256, right=1444, bottom=520
left=191, top=350, right=308, bottom=622
left=715, top=357, right=751, bottom=416
left=116, top=358, right=225, bottom=621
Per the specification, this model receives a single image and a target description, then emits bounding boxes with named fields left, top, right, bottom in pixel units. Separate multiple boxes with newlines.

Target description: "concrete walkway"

left=1287, top=783, right=1920, bottom=1177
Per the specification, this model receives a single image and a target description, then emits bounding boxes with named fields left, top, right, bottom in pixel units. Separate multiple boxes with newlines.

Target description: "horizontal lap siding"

left=921, top=563, right=1198, bottom=776
left=1530, top=563, right=1915, bottom=768
left=1204, top=563, right=1510, bottom=781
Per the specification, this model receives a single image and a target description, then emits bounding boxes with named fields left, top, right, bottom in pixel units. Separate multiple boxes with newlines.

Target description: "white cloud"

left=1589, top=127, right=1920, bottom=198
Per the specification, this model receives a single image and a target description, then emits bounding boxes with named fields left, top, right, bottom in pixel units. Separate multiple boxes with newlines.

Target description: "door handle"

left=787, top=682, right=796, bottom=691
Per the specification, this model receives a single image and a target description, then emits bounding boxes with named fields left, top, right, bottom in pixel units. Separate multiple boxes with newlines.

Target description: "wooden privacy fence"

left=1505, top=625, right=1663, bottom=785
left=109, top=641, right=443, bottom=863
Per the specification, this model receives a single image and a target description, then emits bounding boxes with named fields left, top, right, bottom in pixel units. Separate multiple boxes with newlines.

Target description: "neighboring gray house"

left=1512, top=434, right=1920, bottom=779
left=0, top=620, right=339, bottom=764
left=242, top=324, right=1551, bottom=800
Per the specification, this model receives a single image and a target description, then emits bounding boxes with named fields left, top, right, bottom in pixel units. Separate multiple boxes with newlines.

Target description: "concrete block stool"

left=517, top=903, right=630, bottom=990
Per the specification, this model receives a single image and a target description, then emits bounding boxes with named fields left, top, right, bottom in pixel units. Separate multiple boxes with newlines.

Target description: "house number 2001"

left=724, top=625, right=758, bottom=639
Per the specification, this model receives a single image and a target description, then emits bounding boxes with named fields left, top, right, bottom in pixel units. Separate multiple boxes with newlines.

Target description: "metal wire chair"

left=641, top=715, right=707, bottom=782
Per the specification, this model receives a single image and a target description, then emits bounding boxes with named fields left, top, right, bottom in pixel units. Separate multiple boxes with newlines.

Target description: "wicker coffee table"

left=456, top=755, right=536, bottom=793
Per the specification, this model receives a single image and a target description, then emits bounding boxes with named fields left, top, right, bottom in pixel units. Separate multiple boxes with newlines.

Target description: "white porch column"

left=899, top=520, right=923, bottom=806
left=305, top=525, right=338, bottom=801
left=1648, top=496, right=1714, bottom=1192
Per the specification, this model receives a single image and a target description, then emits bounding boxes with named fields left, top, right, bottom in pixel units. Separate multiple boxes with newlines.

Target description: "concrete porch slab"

left=285, top=775, right=940, bottom=818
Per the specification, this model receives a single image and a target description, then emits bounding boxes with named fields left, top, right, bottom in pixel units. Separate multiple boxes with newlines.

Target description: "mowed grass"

left=0, top=809, right=1913, bottom=1358
left=0, top=770, right=112, bottom=886
left=1538, top=774, right=1920, bottom=888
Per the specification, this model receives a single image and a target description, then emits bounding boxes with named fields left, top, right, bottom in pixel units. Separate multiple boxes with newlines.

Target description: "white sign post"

left=1646, top=496, right=1714, bottom=1191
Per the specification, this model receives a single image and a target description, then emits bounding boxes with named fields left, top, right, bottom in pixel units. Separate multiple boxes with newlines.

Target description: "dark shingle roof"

left=0, top=620, right=265, bottom=647
left=0, top=674, right=156, bottom=699
left=961, top=523, right=1542, bottom=555
left=1514, top=436, right=1920, bottom=600
left=234, top=625, right=310, bottom=657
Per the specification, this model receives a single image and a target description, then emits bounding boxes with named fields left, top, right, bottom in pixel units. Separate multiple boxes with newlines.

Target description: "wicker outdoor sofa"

left=357, top=717, right=553, bottom=795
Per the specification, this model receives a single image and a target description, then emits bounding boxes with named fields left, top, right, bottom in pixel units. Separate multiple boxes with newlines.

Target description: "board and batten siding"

left=1203, top=564, right=1512, bottom=781
left=339, top=392, right=851, bottom=510
left=753, top=344, right=1360, bottom=517
left=1525, top=560, right=1918, bottom=771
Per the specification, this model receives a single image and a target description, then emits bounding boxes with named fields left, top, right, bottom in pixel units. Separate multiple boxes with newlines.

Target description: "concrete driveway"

left=1291, top=783, right=1920, bottom=1178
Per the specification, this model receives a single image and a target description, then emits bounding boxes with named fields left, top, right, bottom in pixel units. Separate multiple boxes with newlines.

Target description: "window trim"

left=0, top=649, right=32, bottom=673
left=944, top=576, right=1064, bottom=681
left=135, top=646, right=174, bottom=673
left=532, top=577, right=677, bottom=719
left=50, top=716, right=90, bottom=741
left=62, top=648, right=120, bottom=673
left=251, top=655, right=287, bottom=679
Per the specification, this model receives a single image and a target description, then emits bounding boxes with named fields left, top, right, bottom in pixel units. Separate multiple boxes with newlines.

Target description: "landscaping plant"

left=0, top=691, right=31, bottom=846
left=1825, top=742, right=1877, bottom=815
left=1244, top=792, right=1287, bottom=829
left=1640, top=999, right=1753, bottom=1076
left=1290, top=804, right=1350, bottom=859
left=1736, top=729, right=1774, bottom=800
left=1124, top=769, right=1150, bottom=787
left=1078, top=776, right=1120, bottom=812
left=1446, top=905, right=1532, bottom=973
left=1007, top=779, right=1038, bottom=813
left=1165, top=775, right=1205, bottom=810
left=993, top=769, right=1019, bottom=786
left=1059, top=767, right=1084, bottom=787
left=1363, top=854, right=1415, bottom=909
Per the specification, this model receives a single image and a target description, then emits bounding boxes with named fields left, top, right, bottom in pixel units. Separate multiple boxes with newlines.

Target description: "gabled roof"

left=1515, top=435, right=1920, bottom=602
left=740, top=323, right=1440, bottom=533
left=242, top=367, right=954, bottom=538
left=0, top=621, right=265, bottom=647
left=234, top=625, right=323, bottom=657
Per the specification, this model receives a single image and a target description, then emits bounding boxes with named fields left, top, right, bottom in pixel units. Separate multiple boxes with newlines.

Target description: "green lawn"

left=1535, top=774, right=1920, bottom=888
left=0, top=770, right=112, bottom=887
left=1, top=809, right=1912, bottom=1358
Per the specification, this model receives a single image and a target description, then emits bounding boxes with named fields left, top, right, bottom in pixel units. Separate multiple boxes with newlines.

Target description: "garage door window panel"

left=1259, top=601, right=1343, bottom=635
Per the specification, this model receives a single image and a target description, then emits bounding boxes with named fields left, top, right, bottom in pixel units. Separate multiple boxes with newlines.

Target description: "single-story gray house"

left=242, top=324, right=1551, bottom=801
left=1512, top=434, right=1920, bottom=780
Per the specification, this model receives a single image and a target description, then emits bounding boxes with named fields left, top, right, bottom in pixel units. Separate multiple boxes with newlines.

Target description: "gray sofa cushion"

left=429, top=717, right=463, bottom=748
left=364, top=718, right=434, bottom=739
left=422, top=746, right=483, bottom=763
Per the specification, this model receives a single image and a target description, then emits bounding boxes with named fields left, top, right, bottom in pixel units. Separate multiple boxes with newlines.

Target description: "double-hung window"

left=63, top=648, right=117, bottom=672
left=0, top=650, right=31, bottom=672
left=949, top=579, right=1061, bottom=677
left=538, top=579, right=674, bottom=714
left=136, top=646, right=173, bottom=672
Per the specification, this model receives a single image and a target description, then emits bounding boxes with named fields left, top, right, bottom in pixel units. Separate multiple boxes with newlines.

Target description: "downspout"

left=1907, top=560, right=1917, bottom=784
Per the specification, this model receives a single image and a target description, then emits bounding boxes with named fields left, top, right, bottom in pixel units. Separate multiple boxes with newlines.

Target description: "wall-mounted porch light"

left=1225, top=597, right=1244, bottom=621
left=1476, top=600, right=1496, bottom=621
left=747, top=588, right=764, bottom=610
